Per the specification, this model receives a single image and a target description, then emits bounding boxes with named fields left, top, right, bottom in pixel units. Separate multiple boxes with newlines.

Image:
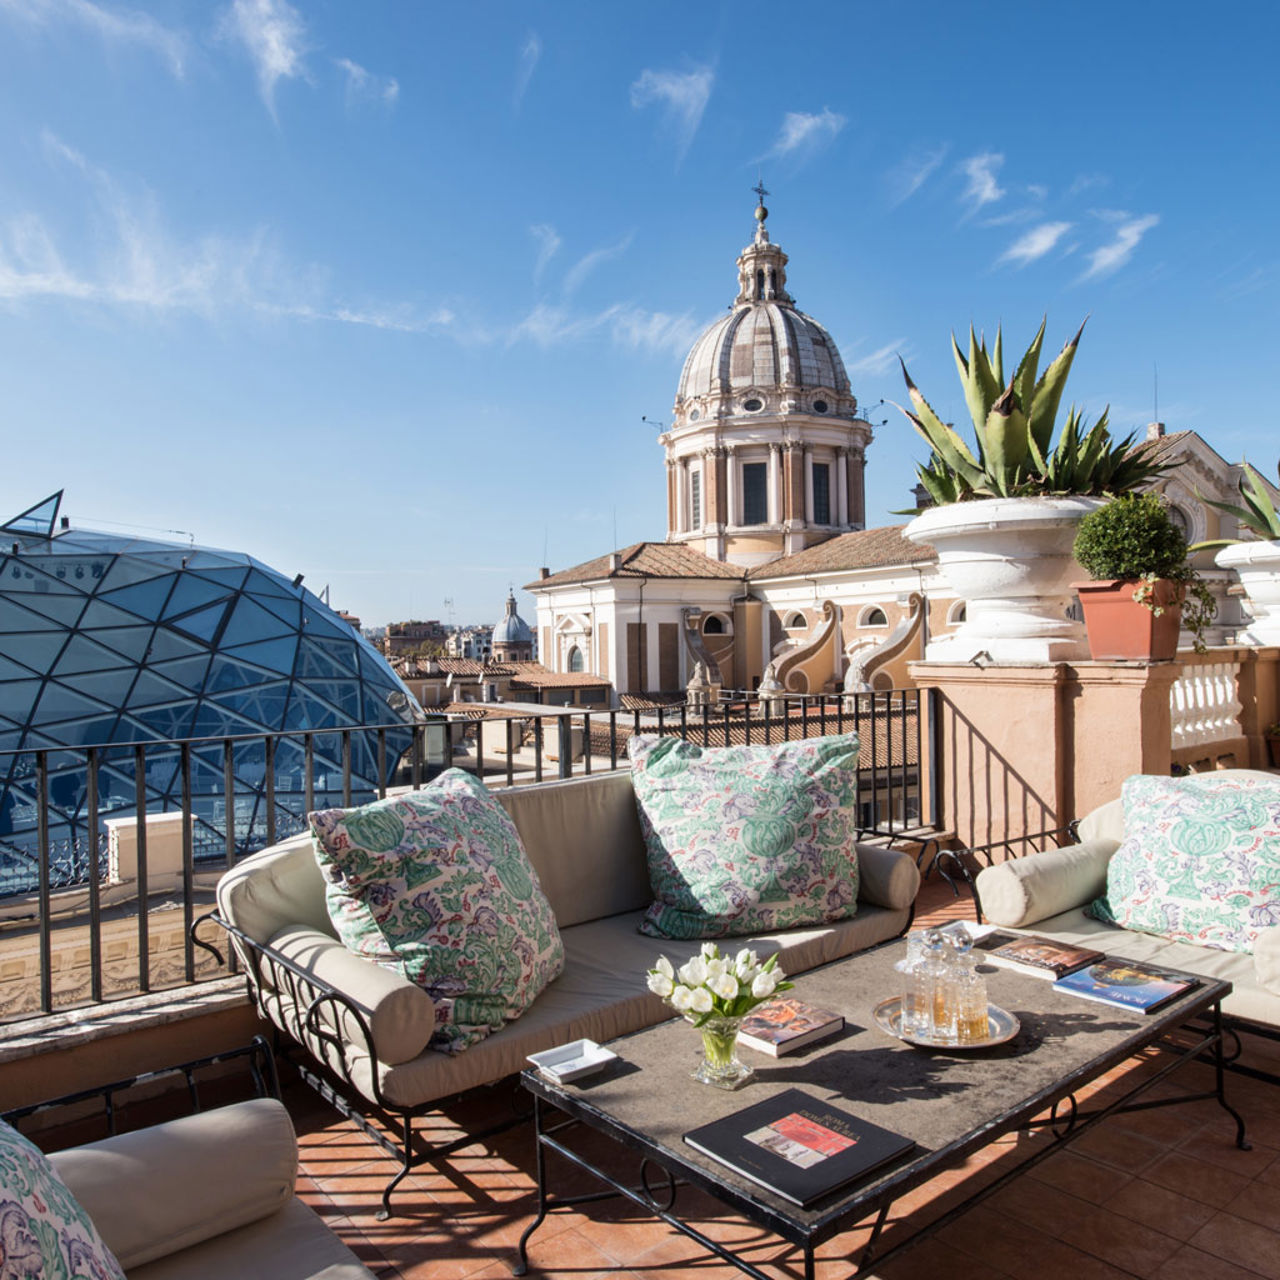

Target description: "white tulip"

left=690, top=988, right=713, bottom=1013
left=678, top=956, right=708, bottom=987
left=710, top=972, right=739, bottom=1000
left=705, top=957, right=729, bottom=981
left=670, top=985, right=695, bottom=1012
left=751, top=970, right=779, bottom=1000
left=701, top=942, right=719, bottom=959
left=647, top=971, right=674, bottom=997
left=654, top=956, right=674, bottom=980
left=734, top=949, right=754, bottom=974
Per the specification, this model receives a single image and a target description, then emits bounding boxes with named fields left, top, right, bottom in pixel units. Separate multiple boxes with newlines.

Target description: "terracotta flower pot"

left=1074, top=579, right=1184, bottom=661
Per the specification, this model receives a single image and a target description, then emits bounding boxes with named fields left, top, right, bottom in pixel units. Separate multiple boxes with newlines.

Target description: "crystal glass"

left=953, top=953, right=991, bottom=1045
left=918, top=930, right=956, bottom=1043
left=896, top=932, right=928, bottom=1036
left=692, top=1016, right=755, bottom=1090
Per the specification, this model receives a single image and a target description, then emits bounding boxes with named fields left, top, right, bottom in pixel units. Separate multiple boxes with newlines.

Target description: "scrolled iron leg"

left=513, top=1096, right=548, bottom=1276
left=377, top=1115, right=416, bottom=1221
left=1213, top=1005, right=1252, bottom=1151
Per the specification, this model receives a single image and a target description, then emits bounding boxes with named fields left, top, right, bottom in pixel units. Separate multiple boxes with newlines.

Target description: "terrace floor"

left=274, top=876, right=1280, bottom=1280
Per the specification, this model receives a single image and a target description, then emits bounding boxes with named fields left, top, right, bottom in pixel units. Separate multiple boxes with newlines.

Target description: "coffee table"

left=514, top=941, right=1248, bottom=1279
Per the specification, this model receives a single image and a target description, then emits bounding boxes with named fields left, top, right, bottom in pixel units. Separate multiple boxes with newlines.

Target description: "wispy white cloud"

left=848, top=340, right=908, bottom=376
left=765, top=108, right=846, bottom=161
left=1082, top=213, right=1159, bottom=279
left=334, top=57, right=398, bottom=107
left=0, top=0, right=186, bottom=75
left=508, top=301, right=702, bottom=356
left=959, top=152, right=1004, bottom=209
left=630, top=65, right=714, bottom=164
left=562, top=234, right=633, bottom=297
left=1068, top=173, right=1108, bottom=197
left=530, top=223, right=561, bottom=284
left=514, top=32, right=540, bottom=107
left=885, top=145, right=947, bottom=207
left=0, top=134, right=451, bottom=333
left=1025, top=183, right=1048, bottom=201
left=218, top=0, right=309, bottom=117
left=998, top=221, right=1073, bottom=268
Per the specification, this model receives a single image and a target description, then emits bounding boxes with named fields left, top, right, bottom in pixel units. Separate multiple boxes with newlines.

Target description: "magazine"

left=981, top=934, right=1106, bottom=980
left=738, top=996, right=844, bottom=1056
left=683, top=1088, right=915, bottom=1207
left=1052, top=957, right=1199, bottom=1013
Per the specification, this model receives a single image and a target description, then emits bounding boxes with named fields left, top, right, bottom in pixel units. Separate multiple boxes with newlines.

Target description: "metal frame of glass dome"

left=0, top=494, right=424, bottom=896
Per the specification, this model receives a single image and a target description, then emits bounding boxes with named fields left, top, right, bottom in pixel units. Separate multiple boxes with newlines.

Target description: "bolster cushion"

left=855, top=843, right=920, bottom=911
left=975, top=839, right=1118, bottom=928
left=50, top=1098, right=297, bottom=1271
left=269, top=925, right=436, bottom=1066
left=1256, top=928, right=1280, bottom=995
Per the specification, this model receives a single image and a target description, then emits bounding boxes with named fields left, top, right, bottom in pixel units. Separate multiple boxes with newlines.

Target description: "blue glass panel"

left=2, top=493, right=62, bottom=538
left=150, top=655, right=212, bottom=692
left=68, top=670, right=135, bottom=706
left=296, top=639, right=358, bottom=681
left=251, top=594, right=303, bottom=629
left=1, top=633, right=64, bottom=675
left=161, top=575, right=232, bottom=620
left=182, top=550, right=247, bottom=571
left=32, top=683, right=114, bottom=725
left=92, top=555, right=168, bottom=593
left=243, top=569, right=296, bottom=601
left=102, top=576, right=177, bottom=619
left=204, top=654, right=275, bottom=694
left=0, top=597, right=64, bottom=635
left=0, top=653, right=41, bottom=681
left=127, top=704, right=196, bottom=740
left=187, top=566, right=251, bottom=591
left=53, top=634, right=131, bottom=676
left=21, top=593, right=89, bottom=628
left=287, top=686, right=345, bottom=730
left=219, top=596, right=294, bottom=648
left=45, top=715, right=119, bottom=747
left=312, top=678, right=360, bottom=719
left=9, top=564, right=80, bottom=595
left=168, top=601, right=229, bottom=645
left=85, top=626, right=152, bottom=663
left=125, top=670, right=196, bottom=709
left=80, top=598, right=157, bottom=630
left=222, top=683, right=291, bottom=724
left=221, top=635, right=298, bottom=675
left=189, top=701, right=260, bottom=739
left=300, top=608, right=354, bottom=641
left=146, top=628, right=207, bottom=662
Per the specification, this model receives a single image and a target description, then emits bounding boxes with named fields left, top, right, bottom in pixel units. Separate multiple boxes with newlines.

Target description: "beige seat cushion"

left=217, top=833, right=333, bottom=946
left=324, top=902, right=911, bottom=1109
left=1255, top=927, right=1280, bottom=995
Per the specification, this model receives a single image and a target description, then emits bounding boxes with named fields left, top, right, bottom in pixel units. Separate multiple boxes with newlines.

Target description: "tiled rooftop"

left=181, top=874, right=1280, bottom=1280
left=529, top=542, right=746, bottom=590
left=748, top=526, right=936, bottom=579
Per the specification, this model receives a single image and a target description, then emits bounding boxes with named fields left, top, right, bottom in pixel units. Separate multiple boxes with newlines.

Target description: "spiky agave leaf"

left=1010, top=317, right=1046, bottom=429
left=1027, top=318, right=1087, bottom=458
left=1239, top=463, right=1280, bottom=536
left=953, top=327, right=1002, bottom=441
left=990, top=328, right=1003, bottom=388
left=980, top=384, right=1030, bottom=496
left=896, top=360, right=985, bottom=489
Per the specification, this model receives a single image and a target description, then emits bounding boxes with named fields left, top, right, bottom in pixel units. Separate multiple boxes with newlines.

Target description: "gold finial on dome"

left=752, top=177, right=769, bottom=226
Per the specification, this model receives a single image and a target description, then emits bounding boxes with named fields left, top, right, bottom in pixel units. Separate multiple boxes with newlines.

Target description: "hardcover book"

left=982, top=934, right=1106, bottom=979
left=683, top=1088, right=915, bottom=1207
left=1051, top=957, right=1199, bottom=1013
left=737, top=996, right=844, bottom=1056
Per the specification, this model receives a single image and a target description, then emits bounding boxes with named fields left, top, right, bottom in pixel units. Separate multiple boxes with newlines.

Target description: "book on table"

left=979, top=932, right=1106, bottom=979
left=683, top=1088, right=915, bottom=1207
left=737, top=996, right=844, bottom=1056
left=1051, top=957, right=1200, bottom=1013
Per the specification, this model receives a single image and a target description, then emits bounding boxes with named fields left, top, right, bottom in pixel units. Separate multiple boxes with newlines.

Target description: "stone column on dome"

left=785, top=442, right=804, bottom=529
left=848, top=443, right=866, bottom=529
left=709, top=446, right=727, bottom=532
left=803, top=444, right=815, bottom=526
left=676, top=458, right=688, bottom=533
left=725, top=444, right=738, bottom=528
left=837, top=447, right=849, bottom=527
left=666, top=458, right=677, bottom=538
left=768, top=443, right=781, bottom=524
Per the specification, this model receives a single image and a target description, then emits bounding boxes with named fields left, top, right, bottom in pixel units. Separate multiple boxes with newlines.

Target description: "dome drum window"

left=813, top=399, right=829, bottom=414
left=742, top=397, right=763, bottom=413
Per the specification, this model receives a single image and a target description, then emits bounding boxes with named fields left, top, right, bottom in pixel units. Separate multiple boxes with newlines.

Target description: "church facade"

left=529, top=201, right=1262, bottom=701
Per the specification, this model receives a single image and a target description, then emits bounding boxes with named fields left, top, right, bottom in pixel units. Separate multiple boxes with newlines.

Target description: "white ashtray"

left=526, top=1039, right=617, bottom=1083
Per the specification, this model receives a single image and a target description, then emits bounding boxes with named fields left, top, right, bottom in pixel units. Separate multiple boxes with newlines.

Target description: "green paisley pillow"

left=628, top=732, right=861, bottom=940
left=310, top=770, right=564, bottom=1054
left=0, top=1118, right=126, bottom=1280
left=1089, top=772, right=1280, bottom=953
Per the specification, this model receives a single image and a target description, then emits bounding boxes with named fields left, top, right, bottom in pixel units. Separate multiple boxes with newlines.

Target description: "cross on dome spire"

left=734, top=181, right=792, bottom=306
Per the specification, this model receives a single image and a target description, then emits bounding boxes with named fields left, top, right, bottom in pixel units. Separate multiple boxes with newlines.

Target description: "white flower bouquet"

left=646, top=942, right=794, bottom=1029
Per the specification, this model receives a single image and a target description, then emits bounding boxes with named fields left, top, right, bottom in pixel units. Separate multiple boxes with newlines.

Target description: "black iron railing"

left=0, top=689, right=929, bottom=1023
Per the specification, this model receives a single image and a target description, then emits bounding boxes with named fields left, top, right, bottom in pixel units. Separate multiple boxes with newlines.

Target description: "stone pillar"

left=848, top=444, right=865, bottom=529
left=909, top=660, right=1182, bottom=849
left=725, top=445, right=738, bottom=528
left=676, top=459, right=688, bottom=533
left=768, top=444, right=781, bottom=524
left=803, top=445, right=815, bottom=525
left=836, top=447, right=849, bottom=526
left=665, top=459, right=676, bottom=538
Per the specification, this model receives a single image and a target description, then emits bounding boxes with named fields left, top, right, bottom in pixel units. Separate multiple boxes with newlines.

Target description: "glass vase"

left=692, top=1015, right=754, bottom=1090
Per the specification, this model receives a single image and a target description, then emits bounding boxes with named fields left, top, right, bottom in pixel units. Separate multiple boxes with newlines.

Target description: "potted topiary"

left=1190, top=461, right=1280, bottom=646
left=899, top=319, right=1171, bottom=663
left=1072, top=492, right=1216, bottom=659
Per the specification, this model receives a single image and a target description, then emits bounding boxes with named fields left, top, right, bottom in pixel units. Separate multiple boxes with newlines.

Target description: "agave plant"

left=899, top=319, right=1171, bottom=505
left=1191, top=461, right=1280, bottom=549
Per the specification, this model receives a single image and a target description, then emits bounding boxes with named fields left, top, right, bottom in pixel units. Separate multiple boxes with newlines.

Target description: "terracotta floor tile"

left=1025, top=1149, right=1134, bottom=1204
left=1106, top=1175, right=1220, bottom=1241
left=1069, top=1121, right=1169, bottom=1173
left=1176, top=1127, right=1275, bottom=1178
left=1189, top=1211, right=1280, bottom=1279
left=1151, top=1244, right=1266, bottom=1280
left=1143, top=1148, right=1254, bottom=1209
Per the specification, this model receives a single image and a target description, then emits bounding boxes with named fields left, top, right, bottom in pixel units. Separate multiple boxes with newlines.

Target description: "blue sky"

left=1, top=1, right=1276, bottom=628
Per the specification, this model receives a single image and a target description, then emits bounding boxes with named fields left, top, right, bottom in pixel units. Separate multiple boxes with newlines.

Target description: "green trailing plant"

left=898, top=319, right=1171, bottom=505
left=1073, top=492, right=1217, bottom=653
left=1190, top=461, right=1280, bottom=550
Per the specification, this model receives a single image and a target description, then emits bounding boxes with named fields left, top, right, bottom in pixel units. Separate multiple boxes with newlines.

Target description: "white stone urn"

left=904, top=496, right=1104, bottom=663
left=1215, top=540, right=1280, bottom=646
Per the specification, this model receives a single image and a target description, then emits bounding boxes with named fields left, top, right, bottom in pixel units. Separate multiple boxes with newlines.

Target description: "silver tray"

left=873, top=996, right=1020, bottom=1049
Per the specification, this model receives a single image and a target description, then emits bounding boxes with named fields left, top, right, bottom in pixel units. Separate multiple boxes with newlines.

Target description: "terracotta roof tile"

left=748, top=525, right=935, bottom=579
left=527, top=542, right=745, bottom=589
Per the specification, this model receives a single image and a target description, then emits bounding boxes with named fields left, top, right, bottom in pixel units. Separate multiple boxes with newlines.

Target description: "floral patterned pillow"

left=310, top=769, right=564, bottom=1054
left=629, top=732, right=861, bottom=940
left=0, top=1118, right=126, bottom=1280
left=1089, top=772, right=1280, bottom=953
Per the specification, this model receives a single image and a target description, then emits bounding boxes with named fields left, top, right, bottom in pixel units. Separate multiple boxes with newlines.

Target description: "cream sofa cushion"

left=269, top=926, right=435, bottom=1066
left=856, top=842, right=920, bottom=912
left=1255, top=928, right=1280, bottom=995
left=975, top=839, right=1118, bottom=928
left=52, top=1099, right=295, bottom=1271
left=218, top=832, right=333, bottom=946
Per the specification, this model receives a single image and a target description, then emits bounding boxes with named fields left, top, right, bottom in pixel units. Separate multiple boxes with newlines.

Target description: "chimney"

left=1146, top=422, right=1166, bottom=440
left=608, top=553, right=621, bottom=571
left=539, top=566, right=550, bottom=579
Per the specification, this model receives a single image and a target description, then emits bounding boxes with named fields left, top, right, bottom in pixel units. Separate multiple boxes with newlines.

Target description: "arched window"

left=784, top=611, right=807, bottom=630
left=860, top=606, right=888, bottom=627
left=567, top=646, right=584, bottom=673
left=702, top=615, right=725, bottom=635
left=947, top=601, right=967, bottom=625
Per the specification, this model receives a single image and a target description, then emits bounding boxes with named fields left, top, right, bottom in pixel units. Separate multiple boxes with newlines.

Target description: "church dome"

left=674, top=202, right=856, bottom=421
left=492, top=591, right=533, bottom=646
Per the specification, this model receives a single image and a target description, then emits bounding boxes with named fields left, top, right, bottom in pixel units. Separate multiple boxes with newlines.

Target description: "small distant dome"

left=492, top=591, right=533, bottom=646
